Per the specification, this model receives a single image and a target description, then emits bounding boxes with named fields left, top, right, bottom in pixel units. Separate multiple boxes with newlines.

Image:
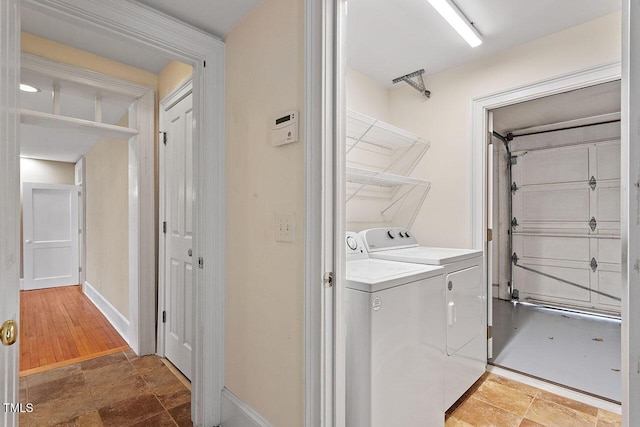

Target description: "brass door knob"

left=1, top=320, right=17, bottom=346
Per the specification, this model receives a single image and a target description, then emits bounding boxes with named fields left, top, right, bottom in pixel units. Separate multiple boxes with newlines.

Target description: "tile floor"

left=18, top=349, right=192, bottom=427
left=445, top=373, right=622, bottom=427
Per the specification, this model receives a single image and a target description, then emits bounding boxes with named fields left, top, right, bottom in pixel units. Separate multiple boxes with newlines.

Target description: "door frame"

left=471, top=63, right=625, bottom=408
left=157, top=77, right=193, bottom=361
left=13, top=1, right=225, bottom=425
left=304, top=0, right=346, bottom=425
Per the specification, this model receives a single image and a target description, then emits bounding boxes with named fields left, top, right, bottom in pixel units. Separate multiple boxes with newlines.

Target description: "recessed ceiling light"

left=427, top=0, right=482, bottom=48
left=20, top=84, right=41, bottom=93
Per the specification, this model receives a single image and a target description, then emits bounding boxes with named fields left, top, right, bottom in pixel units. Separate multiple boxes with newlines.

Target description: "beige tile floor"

left=446, top=373, right=622, bottom=427
left=17, top=350, right=620, bottom=427
left=19, top=349, right=191, bottom=427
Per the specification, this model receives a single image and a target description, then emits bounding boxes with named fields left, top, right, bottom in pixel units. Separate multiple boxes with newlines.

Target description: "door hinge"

left=79, top=267, right=82, bottom=273
left=589, top=176, right=597, bottom=191
left=487, top=228, right=493, bottom=242
left=487, top=325, right=493, bottom=339
left=511, top=182, right=518, bottom=193
left=203, top=60, right=206, bottom=68
left=511, top=217, right=519, bottom=228
left=163, top=221, right=167, bottom=234
left=323, top=271, right=334, bottom=288
left=162, top=310, right=166, bottom=323
left=591, top=257, right=598, bottom=272
left=160, top=131, right=167, bottom=145
left=198, top=257, right=204, bottom=269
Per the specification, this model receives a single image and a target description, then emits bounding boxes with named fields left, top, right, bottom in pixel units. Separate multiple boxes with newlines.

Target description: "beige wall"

left=19, top=158, right=76, bottom=278
left=22, top=33, right=158, bottom=88
left=85, top=116, right=130, bottom=318
left=158, top=61, right=193, bottom=101
left=347, top=67, right=391, bottom=122
left=348, top=12, right=621, bottom=248
left=224, top=0, right=304, bottom=425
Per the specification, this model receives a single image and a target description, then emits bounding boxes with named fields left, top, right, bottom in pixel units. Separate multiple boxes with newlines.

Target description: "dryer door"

left=446, top=265, right=482, bottom=356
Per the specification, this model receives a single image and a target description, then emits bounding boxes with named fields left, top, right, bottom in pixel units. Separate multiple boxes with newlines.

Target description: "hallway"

left=20, top=285, right=127, bottom=373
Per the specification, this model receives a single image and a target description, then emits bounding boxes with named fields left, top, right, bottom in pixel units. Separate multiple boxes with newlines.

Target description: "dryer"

left=359, top=227, right=485, bottom=411
left=345, top=232, right=446, bottom=427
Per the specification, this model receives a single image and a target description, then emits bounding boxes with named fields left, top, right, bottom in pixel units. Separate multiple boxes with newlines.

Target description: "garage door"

left=511, top=140, right=621, bottom=315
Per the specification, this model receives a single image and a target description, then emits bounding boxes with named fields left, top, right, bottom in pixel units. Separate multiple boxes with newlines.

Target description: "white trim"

left=221, top=388, right=273, bottom=427
left=157, top=78, right=193, bottom=359
left=20, top=279, right=24, bottom=290
left=20, top=2, right=226, bottom=425
left=487, top=365, right=621, bottom=414
left=0, top=1, right=20, bottom=423
left=621, top=1, right=640, bottom=424
left=83, top=281, right=130, bottom=344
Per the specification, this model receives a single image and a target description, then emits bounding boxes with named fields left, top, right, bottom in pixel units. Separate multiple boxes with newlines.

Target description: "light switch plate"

left=275, top=212, right=295, bottom=242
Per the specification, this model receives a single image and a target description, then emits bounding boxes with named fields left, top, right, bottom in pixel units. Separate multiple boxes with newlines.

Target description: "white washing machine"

left=359, top=227, right=485, bottom=411
left=345, top=232, right=446, bottom=427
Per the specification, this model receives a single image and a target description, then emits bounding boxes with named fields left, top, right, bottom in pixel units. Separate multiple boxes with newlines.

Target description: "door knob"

left=1, top=320, right=17, bottom=346
left=188, top=249, right=192, bottom=257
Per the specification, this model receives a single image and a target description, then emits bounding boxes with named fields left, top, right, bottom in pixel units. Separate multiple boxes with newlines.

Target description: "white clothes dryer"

left=359, top=227, right=486, bottom=411
left=345, top=232, right=446, bottom=427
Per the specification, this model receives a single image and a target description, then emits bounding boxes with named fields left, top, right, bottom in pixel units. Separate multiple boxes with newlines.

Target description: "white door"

left=511, top=141, right=621, bottom=314
left=161, top=89, right=193, bottom=379
left=23, top=183, right=79, bottom=290
left=0, top=0, right=21, bottom=423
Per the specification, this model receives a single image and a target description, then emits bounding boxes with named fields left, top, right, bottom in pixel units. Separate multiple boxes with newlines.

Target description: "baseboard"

left=487, top=365, right=621, bottom=414
left=221, top=388, right=273, bottom=427
left=83, top=281, right=130, bottom=344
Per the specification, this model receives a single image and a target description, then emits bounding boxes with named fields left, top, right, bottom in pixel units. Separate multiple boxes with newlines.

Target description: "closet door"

left=511, top=141, right=621, bottom=314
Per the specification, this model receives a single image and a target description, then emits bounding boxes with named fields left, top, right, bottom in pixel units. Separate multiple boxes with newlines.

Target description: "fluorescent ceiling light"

left=427, top=0, right=482, bottom=48
left=20, top=83, right=40, bottom=93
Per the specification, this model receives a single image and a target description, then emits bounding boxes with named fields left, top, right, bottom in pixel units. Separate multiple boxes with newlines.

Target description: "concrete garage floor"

left=490, top=298, right=621, bottom=402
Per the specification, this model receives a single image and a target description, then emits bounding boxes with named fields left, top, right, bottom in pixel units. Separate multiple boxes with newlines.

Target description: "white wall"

left=385, top=12, right=621, bottom=248
left=224, top=0, right=304, bottom=425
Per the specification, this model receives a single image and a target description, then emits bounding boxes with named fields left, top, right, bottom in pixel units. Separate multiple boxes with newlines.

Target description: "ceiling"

left=347, top=0, right=621, bottom=86
left=492, top=80, right=621, bottom=135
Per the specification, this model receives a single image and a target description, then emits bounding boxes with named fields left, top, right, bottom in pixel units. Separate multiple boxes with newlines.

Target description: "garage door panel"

left=517, top=234, right=589, bottom=262
left=516, top=186, right=589, bottom=222
left=598, top=269, right=622, bottom=308
left=596, top=142, right=621, bottom=180
left=596, top=186, right=620, bottom=222
left=597, top=238, right=621, bottom=264
left=516, top=147, right=589, bottom=185
left=516, top=262, right=591, bottom=303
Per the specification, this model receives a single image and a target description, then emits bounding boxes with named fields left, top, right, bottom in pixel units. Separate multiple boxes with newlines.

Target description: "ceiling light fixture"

left=20, top=83, right=40, bottom=93
left=427, top=0, right=482, bottom=48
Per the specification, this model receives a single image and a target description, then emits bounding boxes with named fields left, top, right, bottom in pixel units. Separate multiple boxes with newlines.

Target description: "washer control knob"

left=346, top=235, right=358, bottom=250
left=398, top=231, right=405, bottom=238
left=405, top=231, right=411, bottom=238
left=387, top=230, right=396, bottom=239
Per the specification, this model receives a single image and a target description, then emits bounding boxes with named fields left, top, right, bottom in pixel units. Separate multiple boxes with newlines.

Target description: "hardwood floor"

left=20, top=285, right=128, bottom=374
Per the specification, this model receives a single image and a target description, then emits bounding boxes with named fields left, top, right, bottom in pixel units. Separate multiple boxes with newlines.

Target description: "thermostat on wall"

left=271, top=110, right=299, bottom=147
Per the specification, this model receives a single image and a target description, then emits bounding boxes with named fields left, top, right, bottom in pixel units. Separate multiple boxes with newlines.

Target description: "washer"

left=345, top=232, right=446, bottom=427
left=359, top=227, right=485, bottom=411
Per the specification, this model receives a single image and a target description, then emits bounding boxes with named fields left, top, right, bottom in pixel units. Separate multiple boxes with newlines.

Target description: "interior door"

left=1, top=0, right=21, bottom=424
left=162, top=90, right=194, bottom=379
left=23, top=183, right=79, bottom=290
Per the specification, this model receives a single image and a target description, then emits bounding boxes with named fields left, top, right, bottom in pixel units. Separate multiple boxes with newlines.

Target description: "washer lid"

left=346, top=258, right=443, bottom=292
left=369, top=246, right=482, bottom=265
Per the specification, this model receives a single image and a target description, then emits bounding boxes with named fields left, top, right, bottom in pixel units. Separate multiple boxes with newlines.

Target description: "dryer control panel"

left=359, top=227, right=419, bottom=252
